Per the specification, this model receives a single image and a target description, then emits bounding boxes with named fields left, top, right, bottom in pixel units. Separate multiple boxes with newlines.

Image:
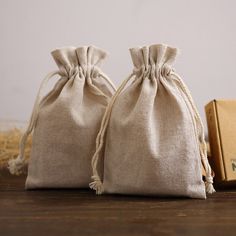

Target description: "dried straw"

left=0, top=128, right=32, bottom=169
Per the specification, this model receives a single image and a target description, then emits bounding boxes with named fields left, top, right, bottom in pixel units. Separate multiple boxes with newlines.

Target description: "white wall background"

left=0, top=0, right=236, bottom=127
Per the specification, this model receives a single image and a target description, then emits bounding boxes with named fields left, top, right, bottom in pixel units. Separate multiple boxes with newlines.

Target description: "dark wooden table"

left=0, top=169, right=236, bottom=236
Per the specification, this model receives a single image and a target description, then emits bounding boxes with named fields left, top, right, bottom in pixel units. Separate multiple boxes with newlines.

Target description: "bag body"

left=90, top=44, right=215, bottom=198
left=9, top=46, right=116, bottom=189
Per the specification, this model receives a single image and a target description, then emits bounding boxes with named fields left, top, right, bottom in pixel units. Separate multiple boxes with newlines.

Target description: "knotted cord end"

left=89, top=175, right=104, bottom=195
left=205, top=176, right=216, bottom=194
left=8, top=155, right=26, bottom=176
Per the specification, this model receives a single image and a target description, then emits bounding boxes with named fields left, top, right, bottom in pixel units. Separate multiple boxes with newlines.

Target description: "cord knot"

left=8, top=155, right=26, bottom=175
left=89, top=175, right=104, bottom=195
left=205, top=175, right=216, bottom=194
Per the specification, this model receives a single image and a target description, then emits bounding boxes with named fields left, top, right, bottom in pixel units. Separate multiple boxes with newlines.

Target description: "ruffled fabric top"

left=129, top=44, right=179, bottom=77
left=51, top=46, right=108, bottom=77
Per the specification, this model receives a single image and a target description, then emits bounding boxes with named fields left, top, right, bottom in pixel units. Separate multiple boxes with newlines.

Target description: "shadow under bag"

left=90, top=44, right=215, bottom=199
left=9, top=46, right=116, bottom=189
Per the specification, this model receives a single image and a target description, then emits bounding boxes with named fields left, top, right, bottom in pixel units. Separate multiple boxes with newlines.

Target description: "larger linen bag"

left=90, top=44, right=215, bottom=199
left=8, top=46, right=116, bottom=189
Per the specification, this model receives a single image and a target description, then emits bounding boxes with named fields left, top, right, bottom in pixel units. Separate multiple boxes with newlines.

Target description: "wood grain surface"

left=0, top=169, right=236, bottom=236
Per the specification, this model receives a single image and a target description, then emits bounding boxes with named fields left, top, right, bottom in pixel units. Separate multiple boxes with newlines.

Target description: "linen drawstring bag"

left=90, top=44, right=215, bottom=199
left=8, top=46, right=116, bottom=189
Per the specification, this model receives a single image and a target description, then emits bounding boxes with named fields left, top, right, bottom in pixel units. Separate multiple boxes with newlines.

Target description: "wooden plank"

left=0, top=169, right=236, bottom=236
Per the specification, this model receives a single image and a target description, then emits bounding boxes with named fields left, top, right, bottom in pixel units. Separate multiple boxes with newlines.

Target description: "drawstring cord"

left=90, top=73, right=135, bottom=194
left=98, top=70, right=117, bottom=92
left=169, top=70, right=215, bottom=194
left=90, top=66, right=155, bottom=194
left=8, top=70, right=61, bottom=175
left=84, top=66, right=116, bottom=98
left=90, top=65, right=215, bottom=195
left=8, top=66, right=115, bottom=176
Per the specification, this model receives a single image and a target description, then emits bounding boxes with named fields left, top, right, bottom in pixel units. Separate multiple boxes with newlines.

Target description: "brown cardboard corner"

left=205, top=99, right=236, bottom=184
left=205, top=100, right=225, bottom=182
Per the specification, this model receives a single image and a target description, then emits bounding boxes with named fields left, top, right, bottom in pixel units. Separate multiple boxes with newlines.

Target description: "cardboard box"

left=205, top=100, right=236, bottom=184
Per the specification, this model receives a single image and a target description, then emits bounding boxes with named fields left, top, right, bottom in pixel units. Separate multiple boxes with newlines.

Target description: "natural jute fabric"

left=8, top=46, right=116, bottom=189
left=90, top=44, right=215, bottom=199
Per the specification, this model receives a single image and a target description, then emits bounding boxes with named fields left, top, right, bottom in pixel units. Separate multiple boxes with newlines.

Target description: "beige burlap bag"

left=8, top=46, right=116, bottom=189
left=90, top=44, right=215, bottom=199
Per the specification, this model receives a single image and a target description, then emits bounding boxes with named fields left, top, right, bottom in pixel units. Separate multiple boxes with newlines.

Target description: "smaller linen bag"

left=90, top=44, right=215, bottom=199
left=8, top=46, right=116, bottom=189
